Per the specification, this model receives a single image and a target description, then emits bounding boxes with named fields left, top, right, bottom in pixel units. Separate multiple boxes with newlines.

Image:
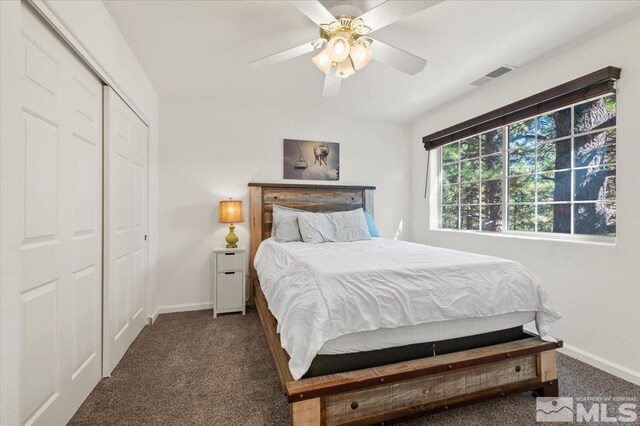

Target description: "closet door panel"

left=71, top=265, right=99, bottom=376
left=21, top=281, right=59, bottom=424
left=19, top=3, right=103, bottom=425
left=63, top=19, right=103, bottom=418
left=104, top=87, right=148, bottom=377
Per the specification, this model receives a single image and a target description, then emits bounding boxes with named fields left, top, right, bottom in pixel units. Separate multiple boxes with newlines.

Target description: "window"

left=440, top=94, right=616, bottom=238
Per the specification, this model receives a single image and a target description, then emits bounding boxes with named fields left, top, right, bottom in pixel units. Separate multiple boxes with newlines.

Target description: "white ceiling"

left=103, top=0, right=640, bottom=123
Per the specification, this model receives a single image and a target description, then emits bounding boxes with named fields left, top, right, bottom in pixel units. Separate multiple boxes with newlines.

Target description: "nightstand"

left=212, top=247, right=246, bottom=317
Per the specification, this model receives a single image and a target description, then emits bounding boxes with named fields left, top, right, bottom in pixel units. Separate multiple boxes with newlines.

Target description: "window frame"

left=436, top=96, right=616, bottom=244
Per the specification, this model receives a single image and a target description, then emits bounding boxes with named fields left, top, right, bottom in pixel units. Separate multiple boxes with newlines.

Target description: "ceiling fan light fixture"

left=336, top=58, right=355, bottom=79
left=252, top=0, right=433, bottom=97
left=349, top=44, right=373, bottom=71
left=350, top=17, right=371, bottom=35
left=326, top=36, right=350, bottom=63
left=312, top=49, right=333, bottom=74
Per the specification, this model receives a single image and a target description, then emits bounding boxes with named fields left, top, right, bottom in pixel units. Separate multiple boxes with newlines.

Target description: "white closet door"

left=19, top=4, right=103, bottom=425
left=103, top=87, right=148, bottom=377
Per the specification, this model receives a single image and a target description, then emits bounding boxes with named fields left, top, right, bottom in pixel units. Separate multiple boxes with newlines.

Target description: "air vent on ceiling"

left=470, top=65, right=517, bottom=87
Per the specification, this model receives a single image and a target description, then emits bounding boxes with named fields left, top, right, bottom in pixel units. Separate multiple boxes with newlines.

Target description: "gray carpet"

left=70, top=310, right=639, bottom=425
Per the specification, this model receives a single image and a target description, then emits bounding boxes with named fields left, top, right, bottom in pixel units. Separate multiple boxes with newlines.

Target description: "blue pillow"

left=363, top=212, right=380, bottom=237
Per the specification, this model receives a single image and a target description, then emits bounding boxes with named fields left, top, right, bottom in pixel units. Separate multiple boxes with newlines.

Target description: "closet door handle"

left=225, top=253, right=235, bottom=256
left=224, top=272, right=235, bottom=275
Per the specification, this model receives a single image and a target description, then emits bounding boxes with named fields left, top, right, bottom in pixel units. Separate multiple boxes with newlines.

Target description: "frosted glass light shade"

left=349, top=44, right=373, bottom=70
left=312, top=49, right=332, bottom=74
left=336, top=58, right=355, bottom=79
left=219, top=200, right=244, bottom=223
left=326, top=36, right=350, bottom=63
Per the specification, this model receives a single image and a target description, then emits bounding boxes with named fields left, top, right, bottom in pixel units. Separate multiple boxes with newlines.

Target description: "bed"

left=248, top=183, right=562, bottom=425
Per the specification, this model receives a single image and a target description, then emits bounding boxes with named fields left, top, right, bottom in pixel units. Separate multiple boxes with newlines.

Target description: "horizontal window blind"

left=423, top=66, right=621, bottom=151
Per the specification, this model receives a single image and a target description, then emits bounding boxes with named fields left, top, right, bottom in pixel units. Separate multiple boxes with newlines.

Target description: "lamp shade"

left=312, top=49, right=332, bottom=74
left=326, top=36, right=350, bottom=63
left=336, top=58, right=355, bottom=78
left=219, top=200, right=244, bottom=224
left=349, top=44, right=372, bottom=70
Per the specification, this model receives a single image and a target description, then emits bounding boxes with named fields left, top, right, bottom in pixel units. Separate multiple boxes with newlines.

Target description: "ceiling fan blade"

left=323, top=65, right=342, bottom=97
left=371, top=39, right=426, bottom=75
left=358, top=0, right=443, bottom=33
left=289, top=0, right=337, bottom=27
left=250, top=39, right=323, bottom=69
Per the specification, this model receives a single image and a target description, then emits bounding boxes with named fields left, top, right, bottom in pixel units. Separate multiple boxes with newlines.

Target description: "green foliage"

left=537, top=204, right=570, bottom=234
left=537, top=139, right=571, bottom=172
left=460, top=137, right=479, bottom=159
left=508, top=204, right=535, bottom=231
left=442, top=142, right=459, bottom=163
left=442, top=184, right=459, bottom=205
left=442, top=163, right=458, bottom=184
left=508, top=119, right=535, bottom=149
left=460, top=159, right=480, bottom=182
left=508, top=176, right=535, bottom=203
left=536, top=171, right=570, bottom=202
left=481, top=154, right=502, bottom=179
left=537, top=108, right=571, bottom=141
left=509, top=148, right=535, bottom=176
left=461, top=183, right=480, bottom=205
left=603, top=95, right=616, bottom=114
left=441, top=205, right=459, bottom=229
left=439, top=94, right=617, bottom=236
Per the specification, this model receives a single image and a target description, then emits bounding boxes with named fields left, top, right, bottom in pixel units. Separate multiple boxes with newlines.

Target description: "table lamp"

left=219, top=199, right=244, bottom=248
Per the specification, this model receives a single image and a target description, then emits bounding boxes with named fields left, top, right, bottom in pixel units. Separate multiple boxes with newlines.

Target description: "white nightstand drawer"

left=216, top=271, right=243, bottom=310
left=216, top=251, right=243, bottom=271
left=212, top=247, right=246, bottom=317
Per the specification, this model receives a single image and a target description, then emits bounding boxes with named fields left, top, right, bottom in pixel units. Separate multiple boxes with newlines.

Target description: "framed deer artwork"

left=283, top=139, right=340, bottom=181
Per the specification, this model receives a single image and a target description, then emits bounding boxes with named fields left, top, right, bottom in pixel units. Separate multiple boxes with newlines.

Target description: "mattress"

left=306, top=326, right=527, bottom=378
left=317, top=311, right=535, bottom=354
left=254, top=237, right=560, bottom=380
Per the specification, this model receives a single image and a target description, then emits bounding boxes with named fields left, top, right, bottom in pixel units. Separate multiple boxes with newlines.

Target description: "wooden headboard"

left=248, top=183, right=375, bottom=301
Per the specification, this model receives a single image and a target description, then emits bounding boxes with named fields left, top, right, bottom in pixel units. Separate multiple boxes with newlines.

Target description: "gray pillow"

left=271, top=205, right=303, bottom=242
left=297, top=208, right=371, bottom=244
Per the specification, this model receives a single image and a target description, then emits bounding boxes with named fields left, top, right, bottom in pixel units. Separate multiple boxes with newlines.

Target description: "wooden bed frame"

left=248, top=182, right=561, bottom=425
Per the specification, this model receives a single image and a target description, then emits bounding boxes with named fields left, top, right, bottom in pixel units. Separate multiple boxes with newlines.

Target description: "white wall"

left=410, top=16, right=640, bottom=384
left=0, top=1, right=159, bottom=424
left=158, top=96, right=410, bottom=311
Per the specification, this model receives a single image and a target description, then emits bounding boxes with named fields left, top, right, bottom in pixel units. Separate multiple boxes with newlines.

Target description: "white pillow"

left=271, top=205, right=303, bottom=242
left=297, top=208, right=371, bottom=244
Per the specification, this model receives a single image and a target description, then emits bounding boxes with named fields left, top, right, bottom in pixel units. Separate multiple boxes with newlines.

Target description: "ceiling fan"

left=250, top=0, right=442, bottom=97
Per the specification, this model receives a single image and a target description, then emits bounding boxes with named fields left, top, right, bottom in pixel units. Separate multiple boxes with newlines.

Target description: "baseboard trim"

left=157, top=302, right=213, bottom=315
left=148, top=308, right=159, bottom=324
left=560, top=344, right=640, bottom=386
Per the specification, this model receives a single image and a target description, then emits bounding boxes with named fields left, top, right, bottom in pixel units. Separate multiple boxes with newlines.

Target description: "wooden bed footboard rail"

left=254, top=280, right=562, bottom=426
left=288, top=352, right=559, bottom=426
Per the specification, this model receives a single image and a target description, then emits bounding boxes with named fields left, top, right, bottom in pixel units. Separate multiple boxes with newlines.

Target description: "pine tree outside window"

left=439, top=94, right=616, bottom=238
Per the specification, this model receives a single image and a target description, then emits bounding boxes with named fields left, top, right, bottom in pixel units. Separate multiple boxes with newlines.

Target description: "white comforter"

left=254, top=238, right=560, bottom=380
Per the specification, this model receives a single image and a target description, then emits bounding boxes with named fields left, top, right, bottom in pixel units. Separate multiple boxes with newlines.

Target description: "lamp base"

left=225, top=224, right=239, bottom=249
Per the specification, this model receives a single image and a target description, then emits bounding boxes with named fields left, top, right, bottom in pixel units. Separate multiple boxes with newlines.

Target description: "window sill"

left=430, top=228, right=617, bottom=247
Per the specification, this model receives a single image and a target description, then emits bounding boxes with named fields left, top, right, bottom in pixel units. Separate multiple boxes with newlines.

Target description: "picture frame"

left=283, top=139, right=339, bottom=181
